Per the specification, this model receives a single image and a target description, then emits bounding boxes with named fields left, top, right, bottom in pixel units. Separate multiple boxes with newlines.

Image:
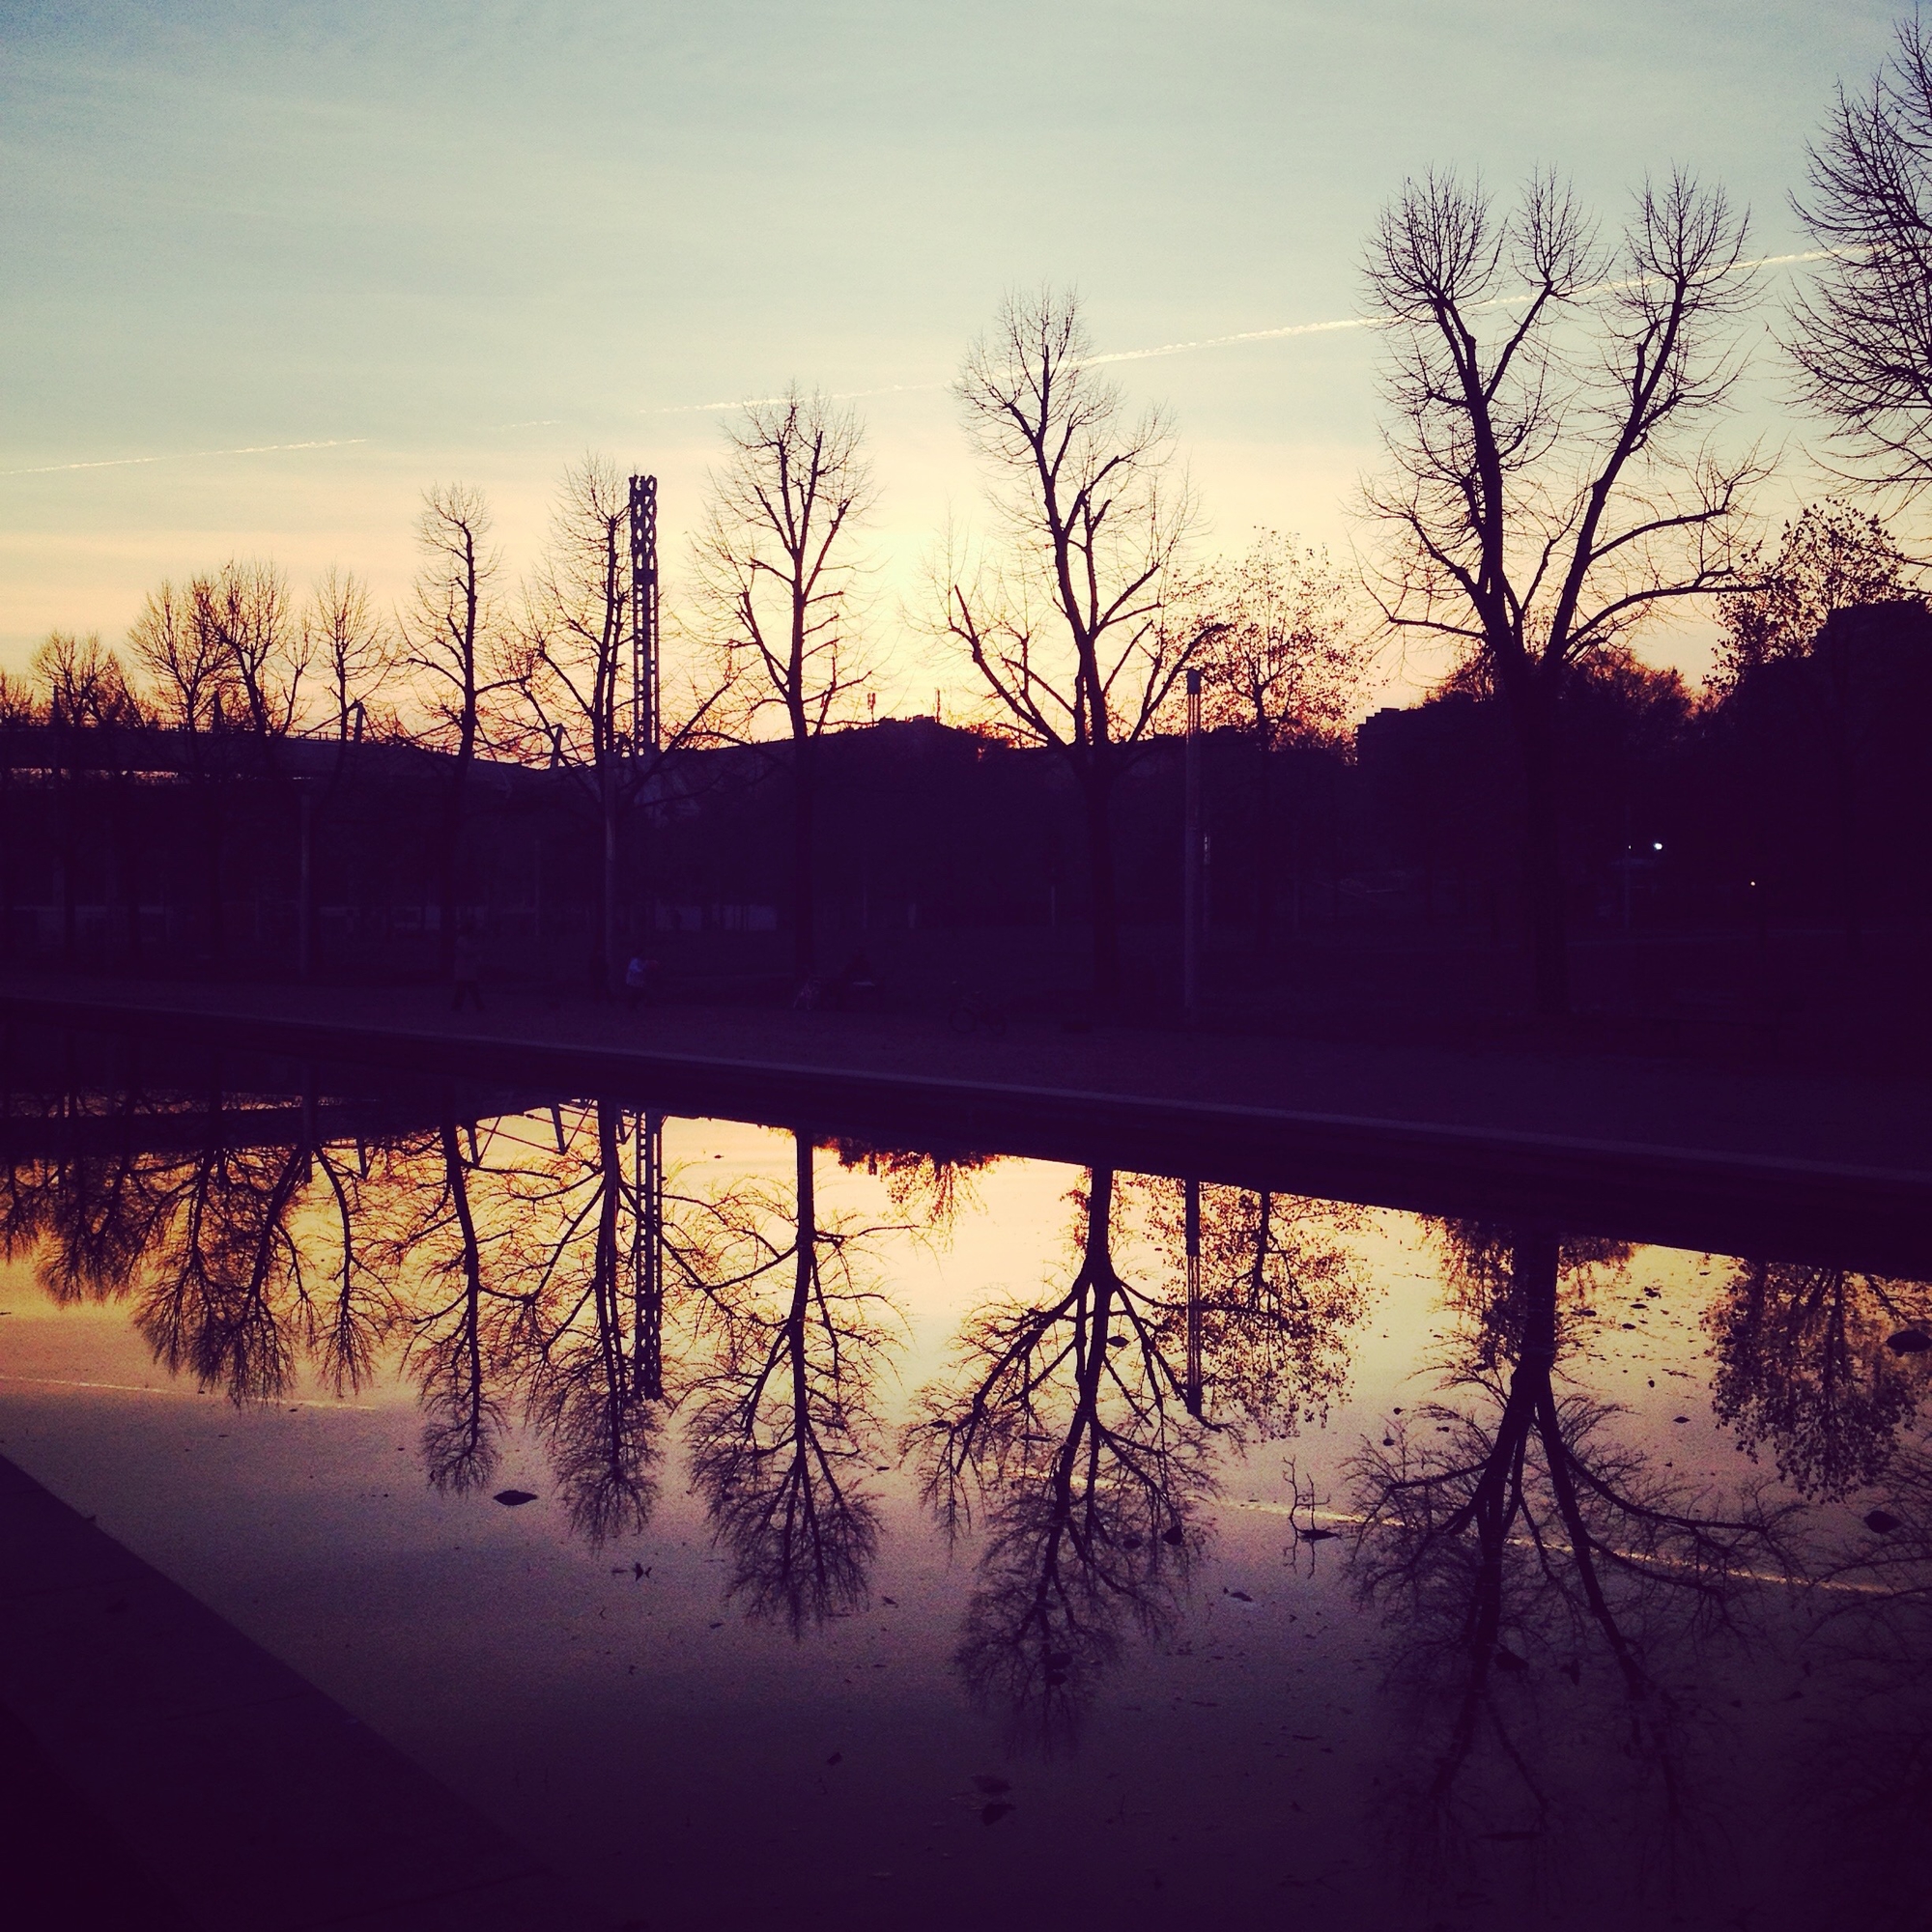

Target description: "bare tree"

left=303, top=567, right=390, bottom=740
left=191, top=560, right=306, bottom=739
left=1196, top=532, right=1365, bottom=949
left=1362, top=170, right=1765, bottom=1012
left=401, top=484, right=507, bottom=980
left=692, top=387, right=873, bottom=986
left=31, top=633, right=149, bottom=967
left=944, top=286, right=1201, bottom=1012
left=1789, top=15, right=1932, bottom=496
left=128, top=578, right=230, bottom=734
left=515, top=455, right=731, bottom=994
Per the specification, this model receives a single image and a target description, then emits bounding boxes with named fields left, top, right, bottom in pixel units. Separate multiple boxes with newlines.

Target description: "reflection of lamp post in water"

left=1183, top=1176, right=1203, bottom=1418
left=1183, top=669, right=1203, bottom=1026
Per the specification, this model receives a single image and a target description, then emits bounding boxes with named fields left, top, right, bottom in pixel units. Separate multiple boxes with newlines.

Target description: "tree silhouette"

left=1135, top=1178, right=1373, bottom=1434
left=1789, top=14, right=1932, bottom=497
left=1346, top=1223, right=1802, bottom=1909
left=692, top=390, right=873, bottom=986
left=1362, top=171, right=1764, bottom=1011
left=943, top=288, right=1205, bottom=1012
left=906, top=1168, right=1213, bottom=1744
left=1706, top=1260, right=1932, bottom=1500
left=680, top=1131, right=901, bottom=1632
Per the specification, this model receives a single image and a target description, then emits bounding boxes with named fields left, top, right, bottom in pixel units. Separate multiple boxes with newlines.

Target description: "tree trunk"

left=56, top=760, right=75, bottom=971
left=792, top=733, right=817, bottom=981
left=0, top=760, right=13, bottom=966
left=1512, top=691, right=1569, bottom=1015
left=1827, top=644, right=1862, bottom=963
left=201, top=782, right=224, bottom=964
left=601, top=754, right=621, bottom=995
left=1081, top=769, right=1121, bottom=1012
left=116, top=781, right=141, bottom=970
left=1253, top=723, right=1273, bottom=958
left=436, top=748, right=470, bottom=981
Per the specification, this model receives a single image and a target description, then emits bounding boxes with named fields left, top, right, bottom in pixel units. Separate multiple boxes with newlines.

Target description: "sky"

left=0, top=0, right=1907, bottom=708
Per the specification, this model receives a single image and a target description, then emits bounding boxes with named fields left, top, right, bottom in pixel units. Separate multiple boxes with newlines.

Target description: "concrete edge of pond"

left=0, top=1453, right=607, bottom=1932
left=7, top=986, right=1932, bottom=1277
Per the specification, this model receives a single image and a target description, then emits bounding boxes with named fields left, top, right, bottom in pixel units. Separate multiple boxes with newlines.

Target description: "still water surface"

left=2, top=1039, right=1927, bottom=1929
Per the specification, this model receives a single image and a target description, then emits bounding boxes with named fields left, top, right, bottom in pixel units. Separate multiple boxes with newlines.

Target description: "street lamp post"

left=1183, top=669, right=1203, bottom=1026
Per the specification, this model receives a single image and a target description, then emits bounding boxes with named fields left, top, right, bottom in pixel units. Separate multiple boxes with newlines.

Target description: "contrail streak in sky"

left=0, top=437, right=368, bottom=478
left=655, top=248, right=1833, bottom=415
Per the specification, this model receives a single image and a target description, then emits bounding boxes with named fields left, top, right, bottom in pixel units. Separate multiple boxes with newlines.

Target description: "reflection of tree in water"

left=907, top=1169, right=1216, bottom=1746
left=1137, top=1179, right=1371, bottom=1434
left=1774, top=1368, right=1932, bottom=1931
left=833, top=1139, right=992, bottom=1238
left=3, top=1132, right=169, bottom=1307
left=1705, top=1261, right=1932, bottom=1499
left=384, top=1099, right=703, bottom=1542
left=682, top=1132, right=901, bottom=1633
left=1347, top=1223, right=1802, bottom=1913
left=376, top=1109, right=527, bottom=1498
left=3, top=1070, right=389, bottom=1405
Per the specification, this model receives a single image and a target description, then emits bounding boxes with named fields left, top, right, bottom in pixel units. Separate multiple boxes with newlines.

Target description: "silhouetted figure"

left=623, top=953, right=653, bottom=1011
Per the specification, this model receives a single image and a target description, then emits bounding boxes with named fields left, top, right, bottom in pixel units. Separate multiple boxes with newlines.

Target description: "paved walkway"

left=0, top=1450, right=602, bottom=1931
left=6, top=974, right=1927, bottom=1175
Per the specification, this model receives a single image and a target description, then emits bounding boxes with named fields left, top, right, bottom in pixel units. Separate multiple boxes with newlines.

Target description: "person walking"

left=452, top=927, right=484, bottom=1012
left=624, top=953, right=649, bottom=1012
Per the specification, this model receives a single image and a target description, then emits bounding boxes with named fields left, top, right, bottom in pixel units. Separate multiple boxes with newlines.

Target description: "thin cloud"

left=0, top=437, right=368, bottom=478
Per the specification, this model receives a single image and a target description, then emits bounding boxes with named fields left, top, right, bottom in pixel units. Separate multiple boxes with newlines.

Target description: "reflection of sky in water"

left=2, top=1079, right=1929, bottom=1932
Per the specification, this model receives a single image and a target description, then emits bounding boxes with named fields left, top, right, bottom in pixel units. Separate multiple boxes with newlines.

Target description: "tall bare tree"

left=192, top=560, right=306, bottom=739
left=693, top=387, right=873, bottom=985
left=514, top=455, right=731, bottom=994
left=1197, top=532, right=1364, bottom=949
left=128, top=564, right=306, bottom=960
left=401, top=485, right=506, bottom=980
left=944, top=287, right=1201, bottom=1012
left=1362, top=170, right=1765, bottom=1012
left=31, top=634, right=145, bottom=966
left=1789, top=15, right=1932, bottom=496
left=128, top=578, right=231, bottom=735
left=304, top=567, right=390, bottom=740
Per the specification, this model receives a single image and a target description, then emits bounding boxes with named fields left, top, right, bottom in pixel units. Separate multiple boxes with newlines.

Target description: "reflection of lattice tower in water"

left=628, top=474, right=660, bottom=755
left=630, top=1108, right=665, bottom=1400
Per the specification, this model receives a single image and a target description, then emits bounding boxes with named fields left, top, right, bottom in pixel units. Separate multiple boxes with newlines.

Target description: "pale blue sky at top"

left=0, top=0, right=1906, bottom=703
